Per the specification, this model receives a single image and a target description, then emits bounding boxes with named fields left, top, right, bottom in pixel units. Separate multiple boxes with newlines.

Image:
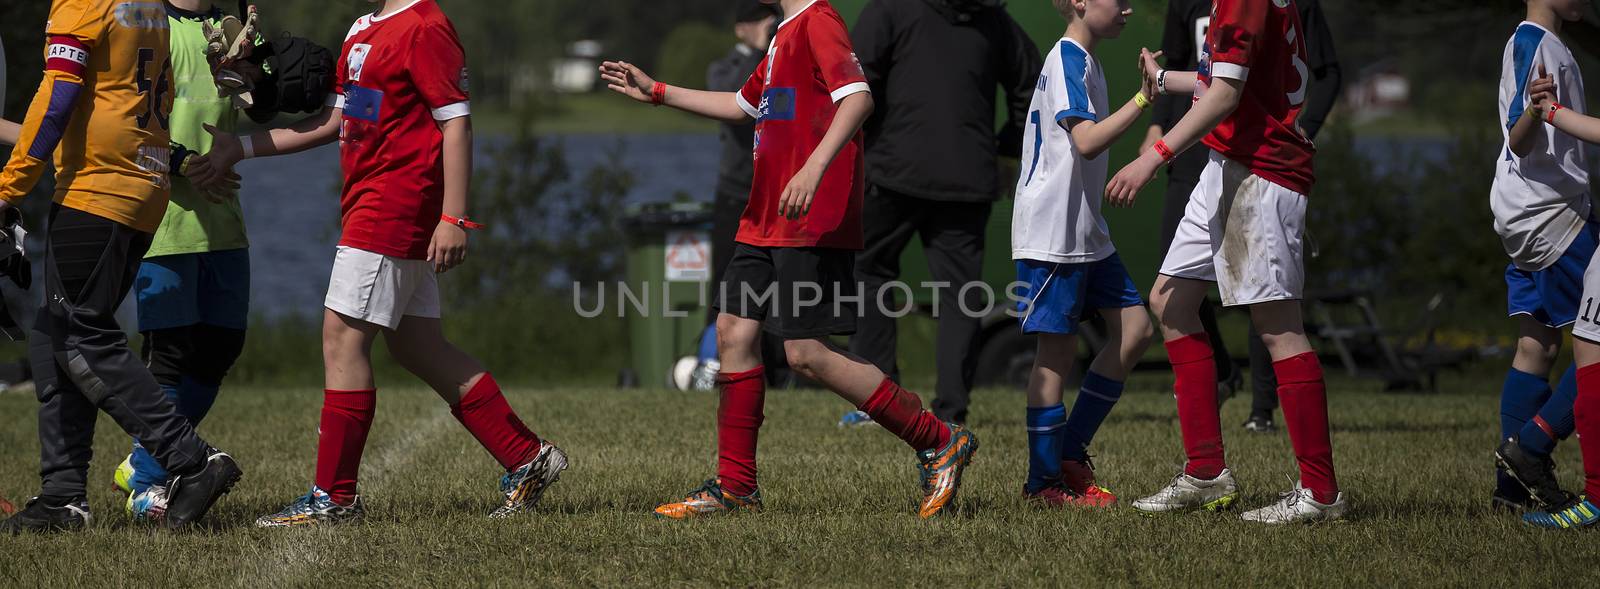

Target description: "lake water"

left=237, top=133, right=1448, bottom=318
left=237, top=133, right=720, bottom=317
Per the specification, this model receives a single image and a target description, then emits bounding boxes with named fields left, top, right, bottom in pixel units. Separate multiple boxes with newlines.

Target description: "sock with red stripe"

left=1273, top=352, right=1339, bottom=503
left=1166, top=334, right=1224, bottom=479
left=315, top=389, right=377, bottom=505
left=1517, top=364, right=1577, bottom=457
left=716, top=366, right=766, bottom=497
left=1576, top=364, right=1600, bottom=500
left=451, top=373, right=542, bottom=470
left=859, top=378, right=952, bottom=453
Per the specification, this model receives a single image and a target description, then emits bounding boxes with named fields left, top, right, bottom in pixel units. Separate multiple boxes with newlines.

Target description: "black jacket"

left=1152, top=0, right=1341, bottom=180
left=852, top=0, right=1041, bottom=202
left=708, top=43, right=766, bottom=199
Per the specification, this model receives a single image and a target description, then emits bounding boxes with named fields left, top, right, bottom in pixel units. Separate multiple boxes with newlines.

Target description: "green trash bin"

left=621, top=201, right=715, bottom=389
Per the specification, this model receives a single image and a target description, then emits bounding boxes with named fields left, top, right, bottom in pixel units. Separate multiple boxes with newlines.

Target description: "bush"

left=655, top=22, right=735, bottom=90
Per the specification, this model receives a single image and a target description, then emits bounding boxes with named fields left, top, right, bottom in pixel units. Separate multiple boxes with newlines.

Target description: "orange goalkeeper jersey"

left=0, top=0, right=173, bottom=233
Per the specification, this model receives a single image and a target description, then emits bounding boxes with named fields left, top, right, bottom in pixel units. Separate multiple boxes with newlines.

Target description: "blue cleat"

left=128, top=485, right=168, bottom=523
left=837, top=410, right=874, bottom=428
left=255, top=486, right=364, bottom=528
left=1523, top=496, right=1600, bottom=530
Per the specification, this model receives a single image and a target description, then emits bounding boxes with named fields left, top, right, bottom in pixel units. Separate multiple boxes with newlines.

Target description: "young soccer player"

left=1012, top=0, right=1154, bottom=507
left=191, top=0, right=568, bottom=525
left=599, top=0, right=979, bottom=519
left=1518, top=16, right=1600, bottom=529
left=1106, top=0, right=1347, bottom=523
left=0, top=0, right=242, bottom=533
left=111, top=0, right=262, bottom=521
left=1484, top=0, right=1593, bottom=515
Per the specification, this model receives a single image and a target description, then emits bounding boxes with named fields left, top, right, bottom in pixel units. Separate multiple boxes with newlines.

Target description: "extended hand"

left=428, top=221, right=468, bottom=273
left=598, top=61, right=659, bottom=104
left=1106, top=150, right=1162, bottom=208
left=779, top=165, right=822, bottom=220
left=1528, top=63, right=1557, bottom=119
left=188, top=124, right=245, bottom=192
left=1139, top=48, right=1164, bottom=94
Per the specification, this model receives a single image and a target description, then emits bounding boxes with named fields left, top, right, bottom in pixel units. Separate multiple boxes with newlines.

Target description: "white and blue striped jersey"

left=1491, top=21, right=1590, bottom=271
left=1012, top=38, right=1113, bottom=264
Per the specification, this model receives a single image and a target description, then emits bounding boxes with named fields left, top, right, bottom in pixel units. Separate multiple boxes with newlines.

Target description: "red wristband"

left=650, top=82, right=667, bottom=106
left=1548, top=103, right=1564, bottom=124
left=1153, top=139, right=1176, bottom=163
left=441, top=213, right=484, bottom=230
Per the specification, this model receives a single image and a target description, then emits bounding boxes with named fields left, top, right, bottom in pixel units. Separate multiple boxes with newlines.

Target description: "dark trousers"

left=32, top=204, right=207, bottom=498
left=850, top=185, right=990, bottom=424
left=1158, top=164, right=1278, bottom=411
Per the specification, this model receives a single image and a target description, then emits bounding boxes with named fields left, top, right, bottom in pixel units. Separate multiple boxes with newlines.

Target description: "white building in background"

left=552, top=39, right=603, bottom=94
left=1344, top=60, right=1411, bottom=125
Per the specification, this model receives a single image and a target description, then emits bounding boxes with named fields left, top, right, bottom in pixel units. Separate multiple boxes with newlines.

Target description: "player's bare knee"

left=1514, top=335, right=1560, bottom=367
left=716, top=314, right=760, bottom=353
left=782, top=339, right=827, bottom=377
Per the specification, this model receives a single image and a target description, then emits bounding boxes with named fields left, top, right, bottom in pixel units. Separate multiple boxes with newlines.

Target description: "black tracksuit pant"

left=32, top=204, right=208, bottom=499
left=850, top=185, right=990, bottom=425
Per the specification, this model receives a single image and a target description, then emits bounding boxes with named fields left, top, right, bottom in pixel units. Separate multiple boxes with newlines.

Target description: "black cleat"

left=1242, top=416, right=1277, bottom=433
left=0, top=496, right=91, bottom=534
left=164, top=449, right=243, bottom=530
left=1491, top=488, right=1531, bottom=514
left=1495, top=437, right=1571, bottom=508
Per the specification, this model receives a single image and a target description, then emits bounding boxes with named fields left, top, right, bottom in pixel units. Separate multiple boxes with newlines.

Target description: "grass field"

left=0, top=375, right=1595, bottom=587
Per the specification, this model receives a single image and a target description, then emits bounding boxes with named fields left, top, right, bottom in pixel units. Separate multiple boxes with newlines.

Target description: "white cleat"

left=1132, top=468, right=1241, bottom=513
left=1241, top=483, right=1348, bottom=524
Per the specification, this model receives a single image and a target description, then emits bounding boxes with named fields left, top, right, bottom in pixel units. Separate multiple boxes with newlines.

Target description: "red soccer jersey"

left=1196, top=0, right=1315, bottom=195
left=332, top=0, right=471, bottom=259
left=734, top=0, right=869, bottom=249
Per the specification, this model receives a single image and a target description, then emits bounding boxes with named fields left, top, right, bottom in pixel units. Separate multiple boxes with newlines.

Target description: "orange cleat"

left=1060, top=458, right=1118, bottom=507
left=653, top=479, right=762, bottom=520
left=916, top=425, right=979, bottom=519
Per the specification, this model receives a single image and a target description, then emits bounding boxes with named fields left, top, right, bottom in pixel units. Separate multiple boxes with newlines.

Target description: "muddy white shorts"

left=324, top=245, right=441, bottom=329
left=1158, top=150, right=1307, bottom=307
left=1569, top=257, right=1600, bottom=343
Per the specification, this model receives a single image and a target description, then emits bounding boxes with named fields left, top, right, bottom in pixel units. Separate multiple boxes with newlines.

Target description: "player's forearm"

left=1549, top=108, right=1600, bottom=145
left=0, top=70, right=86, bottom=203
left=0, top=120, right=19, bottom=146
left=247, top=109, right=340, bottom=158
left=801, top=92, right=873, bottom=175
left=1068, top=95, right=1150, bottom=160
left=1157, top=70, right=1200, bottom=96
left=439, top=116, right=471, bottom=217
left=1509, top=106, right=1544, bottom=158
left=662, top=86, right=749, bottom=123
left=1157, top=77, right=1241, bottom=158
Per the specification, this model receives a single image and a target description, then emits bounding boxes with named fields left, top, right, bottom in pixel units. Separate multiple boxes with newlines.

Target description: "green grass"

left=0, top=375, right=1595, bottom=586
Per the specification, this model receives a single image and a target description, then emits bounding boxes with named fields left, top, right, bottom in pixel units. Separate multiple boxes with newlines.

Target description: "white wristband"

left=240, top=135, right=256, bottom=160
left=1157, top=70, right=1168, bottom=96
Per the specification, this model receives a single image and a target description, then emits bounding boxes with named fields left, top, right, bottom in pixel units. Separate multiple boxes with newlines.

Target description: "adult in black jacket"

left=1143, top=0, right=1342, bottom=433
left=847, top=0, right=1041, bottom=425
left=704, top=1, right=785, bottom=387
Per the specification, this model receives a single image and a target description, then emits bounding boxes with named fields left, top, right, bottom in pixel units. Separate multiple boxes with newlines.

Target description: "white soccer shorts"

left=324, top=245, right=441, bottom=329
left=1570, top=258, right=1600, bottom=342
left=1158, top=150, right=1308, bottom=307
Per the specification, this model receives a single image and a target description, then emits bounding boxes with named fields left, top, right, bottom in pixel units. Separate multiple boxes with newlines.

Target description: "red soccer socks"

left=859, top=378, right=952, bottom=453
left=1575, top=363, right=1600, bottom=500
left=717, top=366, right=766, bottom=497
left=1274, top=352, right=1339, bottom=503
left=451, top=374, right=543, bottom=470
left=315, top=389, right=377, bottom=505
left=1167, top=334, right=1225, bottom=480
